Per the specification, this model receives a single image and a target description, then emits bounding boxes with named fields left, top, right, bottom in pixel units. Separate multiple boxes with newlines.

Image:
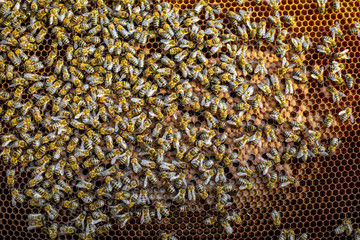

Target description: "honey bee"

left=317, top=0, right=328, bottom=13
left=275, top=44, right=290, bottom=58
left=324, top=114, right=335, bottom=128
left=140, top=207, right=151, bottom=224
left=334, top=49, right=350, bottom=60
left=154, top=201, right=170, bottom=220
left=270, top=111, right=285, bottom=125
left=281, top=147, right=297, bottom=163
left=354, top=229, right=360, bottom=240
left=44, top=203, right=59, bottom=220
left=278, top=229, right=287, bottom=240
left=282, top=78, right=292, bottom=96
left=311, top=65, right=325, bottom=85
left=204, top=216, right=218, bottom=226
left=6, top=169, right=15, bottom=188
left=238, top=178, right=253, bottom=190
left=329, top=61, right=345, bottom=74
left=283, top=131, right=301, bottom=143
left=327, top=137, right=341, bottom=155
left=297, top=233, right=308, bottom=240
left=276, top=29, right=288, bottom=45
left=254, top=58, right=268, bottom=75
left=270, top=209, right=281, bottom=227
left=298, top=142, right=315, bottom=162
left=301, top=34, right=312, bottom=51
left=293, top=68, right=308, bottom=84
left=279, top=57, right=295, bottom=76
left=278, top=175, right=297, bottom=187
left=234, top=134, right=250, bottom=149
left=307, top=130, right=322, bottom=145
left=322, top=36, right=337, bottom=49
left=266, top=0, right=280, bottom=13
left=144, top=169, right=158, bottom=188
left=328, top=73, right=344, bottom=85
left=330, top=21, right=344, bottom=39
left=275, top=93, right=288, bottom=109
left=237, top=164, right=253, bottom=177
left=328, top=85, right=346, bottom=103
left=344, top=74, right=354, bottom=89
left=349, top=21, right=360, bottom=37
left=316, top=44, right=332, bottom=56
left=334, top=220, right=346, bottom=235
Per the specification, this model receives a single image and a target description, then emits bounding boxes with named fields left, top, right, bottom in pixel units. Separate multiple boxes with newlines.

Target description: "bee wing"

left=266, top=153, right=274, bottom=159
left=291, top=38, right=299, bottom=47
left=274, top=95, right=280, bottom=104
left=280, top=182, right=290, bottom=187
left=350, top=114, right=355, bottom=123
left=254, top=64, right=261, bottom=74
left=262, top=167, right=270, bottom=176
left=320, top=151, right=329, bottom=156
left=296, top=149, right=304, bottom=158
left=308, top=150, right=316, bottom=157
left=266, top=133, right=272, bottom=142
left=338, top=91, right=346, bottom=97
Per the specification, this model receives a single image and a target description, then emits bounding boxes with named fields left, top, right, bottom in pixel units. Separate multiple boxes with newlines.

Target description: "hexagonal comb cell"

left=0, top=0, right=359, bottom=239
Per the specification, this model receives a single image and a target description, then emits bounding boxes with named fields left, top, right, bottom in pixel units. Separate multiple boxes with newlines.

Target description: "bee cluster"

left=0, top=0, right=357, bottom=239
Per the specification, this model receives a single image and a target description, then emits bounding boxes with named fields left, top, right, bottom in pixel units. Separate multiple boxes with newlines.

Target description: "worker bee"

left=6, top=169, right=15, bottom=188
left=330, top=21, right=344, bottom=39
left=297, top=142, right=315, bottom=162
left=237, top=164, right=253, bottom=177
left=301, top=33, right=312, bottom=51
left=256, top=157, right=274, bottom=175
left=328, top=85, right=346, bottom=103
left=275, top=44, right=290, bottom=58
left=328, top=73, right=344, bottom=85
left=281, top=147, right=297, bottom=163
left=316, top=44, right=332, bottom=56
left=276, top=29, right=288, bottom=45
left=270, top=148, right=285, bottom=167
left=349, top=21, right=360, bottom=37
left=266, top=0, right=280, bottom=13
left=307, top=130, right=322, bottom=145
left=263, top=125, right=276, bottom=142
left=279, top=57, right=295, bottom=76
left=238, top=178, right=253, bottom=190
left=327, top=137, right=341, bottom=155
left=271, top=209, right=281, bottom=227
left=324, top=114, right=335, bottom=128
left=344, top=74, right=354, bottom=89
left=353, top=229, right=360, bottom=240
left=254, top=58, right=268, bottom=75
left=258, top=82, right=272, bottom=97
left=322, top=36, right=337, bottom=49
left=317, top=0, right=328, bottom=13
left=293, top=68, right=308, bottom=84
left=334, top=220, right=346, bottom=235
left=204, top=217, right=218, bottom=225
left=275, top=93, right=288, bottom=109
left=234, top=134, right=250, bottom=148
left=278, top=175, right=297, bottom=187
left=44, top=203, right=59, bottom=220
left=266, top=172, right=278, bottom=190
left=311, top=65, right=325, bottom=85
left=238, top=58, right=253, bottom=76
left=154, top=201, right=170, bottom=220
left=329, top=61, right=345, bottom=74
left=283, top=131, right=301, bottom=143
left=270, top=111, right=285, bottom=125
left=159, top=232, right=179, bottom=240
left=278, top=229, right=287, bottom=240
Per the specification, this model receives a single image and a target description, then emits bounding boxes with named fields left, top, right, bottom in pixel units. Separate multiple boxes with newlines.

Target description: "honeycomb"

left=0, top=0, right=360, bottom=239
